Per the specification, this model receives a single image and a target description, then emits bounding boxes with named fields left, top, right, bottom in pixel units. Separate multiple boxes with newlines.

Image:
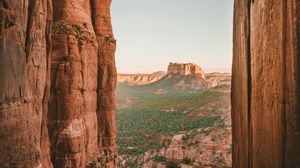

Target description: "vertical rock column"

left=48, top=0, right=117, bottom=167
left=48, top=0, right=99, bottom=167
left=0, top=0, right=52, bottom=167
left=232, top=0, right=300, bottom=167
left=92, top=0, right=118, bottom=167
left=231, top=0, right=250, bottom=167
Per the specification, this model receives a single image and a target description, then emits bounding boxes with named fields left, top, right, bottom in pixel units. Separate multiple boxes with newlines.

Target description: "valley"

left=116, top=63, right=232, bottom=168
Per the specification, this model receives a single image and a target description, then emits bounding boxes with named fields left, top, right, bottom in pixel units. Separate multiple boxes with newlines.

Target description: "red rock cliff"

left=0, top=0, right=117, bottom=167
left=0, top=0, right=52, bottom=167
left=48, top=0, right=117, bottom=167
left=232, top=0, right=300, bottom=167
left=167, top=62, right=205, bottom=78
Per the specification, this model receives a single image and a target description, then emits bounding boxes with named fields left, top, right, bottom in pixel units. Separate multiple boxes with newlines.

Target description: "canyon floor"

left=116, top=74, right=232, bottom=168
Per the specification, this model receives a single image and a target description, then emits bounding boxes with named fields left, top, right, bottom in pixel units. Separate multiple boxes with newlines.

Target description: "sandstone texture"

left=0, top=0, right=117, bottom=167
left=163, top=63, right=211, bottom=90
left=232, top=0, right=300, bottom=167
left=0, top=0, right=52, bottom=167
left=167, top=62, right=205, bottom=78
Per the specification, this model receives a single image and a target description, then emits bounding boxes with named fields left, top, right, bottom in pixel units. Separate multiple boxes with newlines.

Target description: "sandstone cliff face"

left=48, top=1, right=99, bottom=167
left=0, top=0, right=117, bottom=167
left=232, top=0, right=300, bottom=167
left=48, top=0, right=117, bottom=167
left=167, top=62, right=205, bottom=78
left=163, top=63, right=211, bottom=90
left=0, top=0, right=52, bottom=167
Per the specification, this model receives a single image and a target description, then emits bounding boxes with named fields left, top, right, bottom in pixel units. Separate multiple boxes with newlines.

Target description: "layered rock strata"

left=232, top=0, right=300, bottom=167
left=117, top=73, right=166, bottom=85
left=164, top=63, right=211, bottom=90
left=167, top=62, right=205, bottom=78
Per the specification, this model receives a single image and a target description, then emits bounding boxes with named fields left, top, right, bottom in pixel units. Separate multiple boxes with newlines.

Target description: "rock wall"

left=232, top=0, right=300, bottom=167
left=0, top=0, right=117, bottom=167
left=48, top=0, right=117, bottom=167
left=0, top=0, right=52, bottom=167
left=167, top=62, right=205, bottom=77
left=48, top=0, right=99, bottom=167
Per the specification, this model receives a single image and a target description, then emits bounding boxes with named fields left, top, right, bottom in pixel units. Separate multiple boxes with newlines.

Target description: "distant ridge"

left=117, top=62, right=231, bottom=90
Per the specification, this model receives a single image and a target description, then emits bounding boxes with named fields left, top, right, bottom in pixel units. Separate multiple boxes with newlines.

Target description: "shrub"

left=152, top=156, right=167, bottom=162
left=166, top=161, right=179, bottom=168
left=182, top=157, right=193, bottom=164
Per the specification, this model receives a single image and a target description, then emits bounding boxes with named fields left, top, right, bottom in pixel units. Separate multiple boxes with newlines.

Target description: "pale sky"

left=111, top=0, right=234, bottom=73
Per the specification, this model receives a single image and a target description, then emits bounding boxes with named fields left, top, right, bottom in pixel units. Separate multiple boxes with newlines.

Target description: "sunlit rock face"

left=167, top=62, right=205, bottom=78
left=117, top=72, right=166, bottom=86
left=0, top=0, right=117, bottom=167
left=164, top=62, right=211, bottom=90
left=232, top=0, right=300, bottom=168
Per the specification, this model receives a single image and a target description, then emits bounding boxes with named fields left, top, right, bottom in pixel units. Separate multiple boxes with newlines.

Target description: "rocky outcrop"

left=117, top=73, right=166, bottom=86
left=167, top=62, right=205, bottom=78
left=48, top=1, right=99, bottom=167
left=118, top=63, right=211, bottom=90
left=48, top=0, right=117, bottom=167
left=0, top=0, right=117, bottom=167
left=161, top=63, right=211, bottom=90
left=232, top=0, right=300, bottom=168
left=0, top=0, right=52, bottom=167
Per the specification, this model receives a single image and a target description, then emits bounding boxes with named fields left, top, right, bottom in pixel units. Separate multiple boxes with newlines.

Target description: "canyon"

left=116, top=80, right=232, bottom=167
left=0, top=0, right=299, bottom=168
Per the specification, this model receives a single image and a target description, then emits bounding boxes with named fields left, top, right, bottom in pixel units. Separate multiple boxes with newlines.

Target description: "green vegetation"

left=166, top=161, right=179, bottom=168
left=182, top=157, right=193, bottom=164
left=152, top=156, right=167, bottom=162
left=116, top=82, right=231, bottom=156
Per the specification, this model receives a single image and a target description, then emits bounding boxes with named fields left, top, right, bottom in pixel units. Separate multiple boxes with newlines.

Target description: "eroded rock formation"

left=48, top=0, right=117, bottom=167
left=0, top=0, right=53, bottom=167
left=167, top=62, right=205, bottom=78
left=232, top=0, right=300, bottom=167
left=117, top=72, right=166, bottom=86
left=163, top=63, right=211, bottom=90
left=0, top=0, right=117, bottom=167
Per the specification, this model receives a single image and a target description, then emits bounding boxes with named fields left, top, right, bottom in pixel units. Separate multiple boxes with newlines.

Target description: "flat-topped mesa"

left=117, top=72, right=166, bottom=85
left=167, top=62, right=205, bottom=78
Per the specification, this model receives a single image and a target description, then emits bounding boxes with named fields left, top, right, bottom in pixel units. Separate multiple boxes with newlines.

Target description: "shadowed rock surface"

left=0, top=0, right=52, bottom=167
left=232, top=0, right=300, bottom=167
left=0, top=0, right=117, bottom=167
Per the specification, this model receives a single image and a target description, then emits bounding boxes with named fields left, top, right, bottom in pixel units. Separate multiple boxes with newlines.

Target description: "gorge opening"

left=111, top=0, right=233, bottom=167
